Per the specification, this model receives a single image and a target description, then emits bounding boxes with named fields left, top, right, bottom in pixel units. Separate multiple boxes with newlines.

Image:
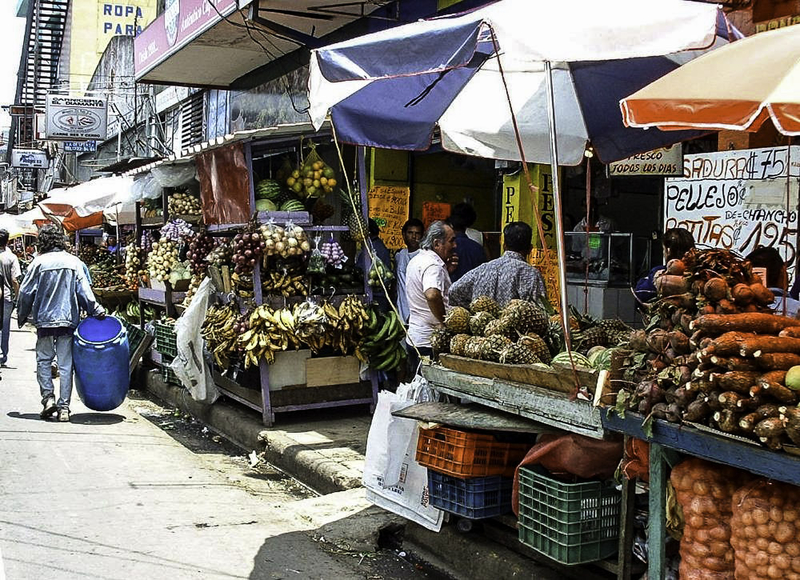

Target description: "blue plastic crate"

left=427, top=471, right=513, bottom=519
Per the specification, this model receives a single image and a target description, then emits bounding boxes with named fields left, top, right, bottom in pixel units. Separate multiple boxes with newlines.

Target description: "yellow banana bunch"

left=263, top=271, right=307, bottom=297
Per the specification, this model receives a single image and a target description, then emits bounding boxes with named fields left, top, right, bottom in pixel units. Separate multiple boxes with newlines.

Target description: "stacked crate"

left=415, top=426, right=528, bottom=521
left=153, top=320, right=180, bottom=385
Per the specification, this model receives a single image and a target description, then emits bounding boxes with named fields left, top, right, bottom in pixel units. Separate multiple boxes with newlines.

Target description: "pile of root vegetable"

left=618, top=248, right=800, bottom=450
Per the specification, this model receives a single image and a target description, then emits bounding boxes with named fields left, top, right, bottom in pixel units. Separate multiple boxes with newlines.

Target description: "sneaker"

left=57, top=409, right=70, bottom=423
left=40, top=396, right=57, bottom=418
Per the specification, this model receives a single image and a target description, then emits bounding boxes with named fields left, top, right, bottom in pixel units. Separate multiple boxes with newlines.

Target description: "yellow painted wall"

left=69, top=0, right=157, bottom=90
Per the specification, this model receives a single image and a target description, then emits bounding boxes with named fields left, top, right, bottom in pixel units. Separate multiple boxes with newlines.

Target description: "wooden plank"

left=601, top=409, right=800, bottom=487
left=129, top=333, right=153, bottom=376
left=439, top=354, right=597, bottom=393
left=393, top=402, right=554, bottom=433
left=617, top=442, right=636, bottom=580
left=422, top=364, right=607, bottom=440
left=306, top=355, right=359, bottom=388
left=649, top=443, right=667, bottom=580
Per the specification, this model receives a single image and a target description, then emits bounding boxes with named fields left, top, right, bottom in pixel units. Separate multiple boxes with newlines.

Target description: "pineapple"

left=480, top=335, right=513, bottom=362
left=518, top=334, right=552, bottom=364
left=469, top=311, right=495, bottom=336
left=464, top=336, right=486, bottom=359
left=339, top=189, right=368, bottom=241
left=573, top=326, right=608, bottom=354
left=501, top=300, right=548, bottom=335
left=450, top=334, right=470, bottom=357
left=499, top=343, right=541, bottom=365
left=470, top=295, right=499, bottom=317
left=484, top=317, right=516, bottom=339
left=445, top=306, right=471, bottom=334
left=598, top=319, right=633, bottom=347
left=430, top=328, right=451, bottom=355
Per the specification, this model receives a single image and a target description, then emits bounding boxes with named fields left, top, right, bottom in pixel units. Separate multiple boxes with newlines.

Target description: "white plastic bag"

left=363, top=375, right=443, bottom=531
left=170, top=277, right=219, bottom=404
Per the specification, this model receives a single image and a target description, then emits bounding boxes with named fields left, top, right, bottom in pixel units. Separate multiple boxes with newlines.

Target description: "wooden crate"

left=438, top=354, right=597, bottom=394
left=306, top=355, right=360, bottom=388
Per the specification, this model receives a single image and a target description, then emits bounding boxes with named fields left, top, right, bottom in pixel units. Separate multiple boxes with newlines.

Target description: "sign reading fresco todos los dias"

left=664, top=146, right=800, bottom=275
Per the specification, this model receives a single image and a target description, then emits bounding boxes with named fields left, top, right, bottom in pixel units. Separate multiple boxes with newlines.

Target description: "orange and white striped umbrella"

left=621, top=25, right=800, bottom=135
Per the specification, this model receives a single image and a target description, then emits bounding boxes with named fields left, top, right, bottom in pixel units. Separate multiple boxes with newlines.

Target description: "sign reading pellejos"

left=45, top=96, right=108, bottom=141
left=665, top=146, right=800, bottom=275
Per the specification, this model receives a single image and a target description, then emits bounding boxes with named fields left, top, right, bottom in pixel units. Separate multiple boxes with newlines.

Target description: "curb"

left=142, top=369, right=364, bottom=495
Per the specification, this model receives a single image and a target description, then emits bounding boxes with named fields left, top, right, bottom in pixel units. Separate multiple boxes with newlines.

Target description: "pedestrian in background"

left=395, top=218, right=423, bottom=323
left=0, top=229, right=21, bottom=367
left=17, top=224, right=105, bottom=422
left=405, top=221, right=458, bottom=374
left=447, top=205, right=485, bottom=282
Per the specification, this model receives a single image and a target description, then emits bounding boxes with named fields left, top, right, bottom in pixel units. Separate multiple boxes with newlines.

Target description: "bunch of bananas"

left=263, top=270, right=307, bottom=297
left=321, top=295, right=369, bottom=356
left=359, top=310, right=407, bottom=371
left=238, top=304, right=305, bottom=368
left=202, top=303, right=249, bottom=368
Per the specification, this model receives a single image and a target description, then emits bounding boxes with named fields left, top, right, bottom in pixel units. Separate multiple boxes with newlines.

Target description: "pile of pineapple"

left=431, top=296, right=633, bottom=367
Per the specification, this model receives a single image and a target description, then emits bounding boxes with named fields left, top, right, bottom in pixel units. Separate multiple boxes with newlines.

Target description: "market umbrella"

left=620, top=25, right=800, bottom=135
left=39, top=176, right=135, bottom=232
left=308, top=0, right=738, bottom=351
left=0, top=213, right=38, bottom=238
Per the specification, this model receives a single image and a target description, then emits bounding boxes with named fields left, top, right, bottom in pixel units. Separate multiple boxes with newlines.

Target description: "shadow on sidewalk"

left=6, top=411, right=125, bottom=425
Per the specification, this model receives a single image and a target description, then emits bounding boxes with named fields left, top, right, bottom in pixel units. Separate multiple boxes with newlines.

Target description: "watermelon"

left=255, top=199, right=277, bottom=212
left=256, top=179, right=282, bottom=200
left=551, top=351, right=593, bottom=369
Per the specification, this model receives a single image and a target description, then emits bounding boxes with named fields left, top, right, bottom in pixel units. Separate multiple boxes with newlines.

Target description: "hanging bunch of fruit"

left=339, top=188, right=367, bottom=241
left=285, top=141, right=337, bottom=200
left=262, top=269, right=307, bottom=297
left=230, top=220, right=265, bottom=275
left=368, top=258, right=394, bottom=288
left=258, top=222, right=311, bottom=259
left=207, top=240, right=232, bottom=268
left=147, top=239, right=179, bottom=284
left=140, top=230, right=154, bottom=252
left=202, top=302, right=250, bottom=368
left=124, top=245, right=144, bottom=290
left=186, top=232, right=216, bottom=278
left=359, top=309, right=406, bottom=371
left=320, top=236, right=346, bottom=267
left=615, top=248, right=800, bottom=450
left=167, top=191, right=202, bottom=216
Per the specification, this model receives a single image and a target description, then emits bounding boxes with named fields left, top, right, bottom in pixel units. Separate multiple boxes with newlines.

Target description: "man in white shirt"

left=405, top=221, right=457, bottom=373
left=0, top=230, right=21, bottom=367
left=395, top=218, right=424, bottom=323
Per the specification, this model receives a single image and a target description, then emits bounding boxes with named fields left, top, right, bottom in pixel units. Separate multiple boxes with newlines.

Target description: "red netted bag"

left=731, top=478, right=800, bottom=580
left=671, top=458, right=750, bottom=580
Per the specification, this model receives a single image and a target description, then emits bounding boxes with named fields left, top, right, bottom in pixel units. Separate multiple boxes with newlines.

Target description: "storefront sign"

left=45, top=96, right=108, bottom=141
left=665, top=146, right=800, bottom=275
left=11, top=149, right=48, bottom=169
left=502, top=164, right=560, bottom=304
left=368, top=185, right=410, bottom=250
left=422, top=201, right=450, bottom=229
left=134, top=0, right=251, bottom=78
left=608, top=145, right=682, bottom=177
left=755, top=15, right=800, bottom=33
left=63, top=141, right=97, bottom=153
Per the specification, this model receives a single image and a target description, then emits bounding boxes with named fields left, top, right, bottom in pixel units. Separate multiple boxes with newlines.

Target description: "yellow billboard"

left=69, top=0, right=158, bottom=90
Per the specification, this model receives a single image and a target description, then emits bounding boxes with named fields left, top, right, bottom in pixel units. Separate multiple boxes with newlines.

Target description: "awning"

left=39, top=176, right=136, bottom=232
left=0, top=213, right=39, bottom=238
left=133, top=0, right=393, bottom=87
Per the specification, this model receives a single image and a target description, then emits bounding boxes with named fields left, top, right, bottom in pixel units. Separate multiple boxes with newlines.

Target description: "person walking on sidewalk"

left=0, top=228, right=21, bottom=367
left=17, top=224, right=106, bottom=422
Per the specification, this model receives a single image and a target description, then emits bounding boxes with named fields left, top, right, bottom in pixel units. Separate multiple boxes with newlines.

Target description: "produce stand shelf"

left=138, top=287, right=187, bottom=305
left=600, top=408, right=800, bottom=580
left=421, top=363, right=607, bottom=440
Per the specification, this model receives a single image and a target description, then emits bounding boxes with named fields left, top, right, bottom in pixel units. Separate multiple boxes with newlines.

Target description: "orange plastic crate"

left=415, top=427, right=530, bottom=478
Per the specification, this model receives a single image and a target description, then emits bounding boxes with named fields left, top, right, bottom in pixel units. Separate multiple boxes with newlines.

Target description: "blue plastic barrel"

left=73, top=316, right=130, bottom=411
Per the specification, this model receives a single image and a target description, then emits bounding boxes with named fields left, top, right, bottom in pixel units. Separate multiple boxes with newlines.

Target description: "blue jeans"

left=36, top=334, right=74, bottom=410
left=1, top=300, right=12, bottom=364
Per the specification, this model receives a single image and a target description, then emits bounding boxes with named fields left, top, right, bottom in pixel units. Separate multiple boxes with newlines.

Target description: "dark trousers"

left=406, top=346, right=432, bottom=379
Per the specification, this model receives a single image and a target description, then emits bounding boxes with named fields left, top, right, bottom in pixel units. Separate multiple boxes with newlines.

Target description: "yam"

left=714, top=409, right=740, bottom=433
left=740, top=335, right=800, bottom=357
left=691, top=313, right=800, bottom=335
left=761, top=370, right=788, bottom=384
left=754, top=417, right=785, bottom=439
left=656, top=274, right=690, bottom=296
left=739, top=412, right=761, bottom=433
left=702, top=331, right=753, bottom=357
left=757, top=353, right=800, bottom=371
left=731, top=283, right=754, bottom=306
left=758, top=379, right=798, bottom=404
left=710, top=356, right=759, bottom=371
left=712, top=371, right=760, bottom=394
left=779, top=326, right=800, bottom=338
left=716, top=298, right=738, bottom=315
left=755, top=404, right=781, bottom=419
left=751, top=282, right=775, bottom=306
left=670, top=331, right=691, bottom=355
left=719, top=391, right=748, bottom=411
left=704, top=277, right=730, bottom=302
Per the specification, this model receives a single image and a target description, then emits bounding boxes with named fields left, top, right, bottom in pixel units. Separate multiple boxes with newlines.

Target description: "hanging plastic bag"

left=307, top=235, right=326, bottom=275
left=170, top=277, right=219, bottom=404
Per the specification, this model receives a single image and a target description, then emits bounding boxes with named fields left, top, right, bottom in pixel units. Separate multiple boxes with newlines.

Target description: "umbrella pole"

left=544, top=61, right=572, bottom=353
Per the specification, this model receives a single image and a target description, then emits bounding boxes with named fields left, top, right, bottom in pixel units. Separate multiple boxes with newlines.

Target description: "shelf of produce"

left=138, top=287, right=187, bottom=305
left=204, top=211, right=311, bottom=233
left=421, top=363, right=608, bottom=440
left=140, top=216, right=165, bottom=227
left=600, top=408, right=800, bottom=486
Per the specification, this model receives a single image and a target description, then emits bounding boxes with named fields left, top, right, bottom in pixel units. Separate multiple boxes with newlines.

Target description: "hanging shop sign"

left=11, top=149, right=48, bottom=169
left=63, top=141, right=98, bottom=153
left=607, top=144, right=682, bottom=177
left=45, top=96, right=108, bottom=141
left=665, top=146, right=800, bottom=275
left=502, top=164, right=560, bottom=303
left=368, top=185, right=410, bottom=250
left=755, top=15, right=800, bottom=33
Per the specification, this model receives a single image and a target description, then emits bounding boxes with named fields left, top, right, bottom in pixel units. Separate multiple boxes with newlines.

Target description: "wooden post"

left=649, top=442, right=667, bottom=580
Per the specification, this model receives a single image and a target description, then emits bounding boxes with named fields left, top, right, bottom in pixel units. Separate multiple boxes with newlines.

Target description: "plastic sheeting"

left=196, top=143, right=251, bottom=225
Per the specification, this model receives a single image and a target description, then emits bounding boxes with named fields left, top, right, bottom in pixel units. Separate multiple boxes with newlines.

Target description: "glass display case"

left=564, top=232, right=634, bottom=287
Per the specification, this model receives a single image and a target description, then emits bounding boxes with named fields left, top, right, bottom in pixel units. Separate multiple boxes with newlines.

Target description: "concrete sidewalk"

left=143, top=371, right=591, bottom=580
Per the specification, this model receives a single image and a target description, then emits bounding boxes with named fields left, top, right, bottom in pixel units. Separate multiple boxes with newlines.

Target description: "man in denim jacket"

left=17, top=225, right=105, bottom=422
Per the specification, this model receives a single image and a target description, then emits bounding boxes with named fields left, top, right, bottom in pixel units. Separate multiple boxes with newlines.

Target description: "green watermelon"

left=256, top=179, right=282, bottom=200
left=255, top=199, right=277, bottom=212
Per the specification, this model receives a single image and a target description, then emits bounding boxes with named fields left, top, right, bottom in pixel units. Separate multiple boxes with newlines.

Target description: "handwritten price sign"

left=368, top=186, right=410, bottom=250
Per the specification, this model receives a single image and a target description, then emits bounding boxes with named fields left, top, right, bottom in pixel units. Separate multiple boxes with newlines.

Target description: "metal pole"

left=543, top=61, right=572, bottom=352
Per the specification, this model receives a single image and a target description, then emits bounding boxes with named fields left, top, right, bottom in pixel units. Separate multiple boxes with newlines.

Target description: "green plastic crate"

left=153, top=321, right=177, bottom=358
left=159, top=353, right=181, bottom=386
left=121, top=319, right=147, bottom=355
left=517, top=466, right=621, bottom=566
